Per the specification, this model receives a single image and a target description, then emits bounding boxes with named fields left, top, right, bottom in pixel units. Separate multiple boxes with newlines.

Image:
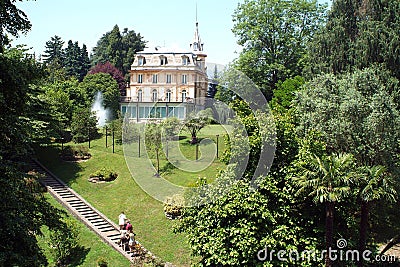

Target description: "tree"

left=42, top=35, right=64, bottom=64
left=183, top=112, right=210, bottom=144
left=310, top=0, right=400, bottom=81
left=0, top=0, right=31, bottom=51
left=294, top=151, right=355, bottom=267
left=295, top=66, right=400, bottom=171
left=70, top=107, right=98, bottom=143
left=0, top=44, right=74, bottom=266
left=232, top=0, right=326, bottom=100
left=91, top=25, right=146, bottom=77
left=79, top=73, right=120, bottom=119
left=145, top=122, right=162, bottom=175
left=89, top=61, right=126, bottom=94
left=63, top=40, right=90, bottom=81
left=356, top=165, right=396, bottom=266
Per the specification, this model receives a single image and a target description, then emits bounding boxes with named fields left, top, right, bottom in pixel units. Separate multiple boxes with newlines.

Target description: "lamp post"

left=112, top=129, right=115, bottom=153
left=105, top=125, right=108, bottom=148
left=196, top=142, right=199, bottom=161
left=88, top=126, right=91, bottom=148
left=61, top=137, right=65, bottom=151
left=138, top=134, right=141, bottom=158
left=216, top=134, right=219, bottom=159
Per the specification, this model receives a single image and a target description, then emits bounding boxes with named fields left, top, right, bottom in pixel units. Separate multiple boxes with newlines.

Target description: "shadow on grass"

left=34, top=144, right=83, bottom=186
left=67, top=246, right=91, bottom=267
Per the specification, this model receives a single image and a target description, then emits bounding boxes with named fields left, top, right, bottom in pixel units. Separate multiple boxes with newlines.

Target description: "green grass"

left=36, top=125, right=229, bottom=266
left=37, top=196, right=129, bottom=267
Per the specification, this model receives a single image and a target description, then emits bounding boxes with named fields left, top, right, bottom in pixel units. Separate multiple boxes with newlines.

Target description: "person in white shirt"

left=118, top=211, right=127, bottom=230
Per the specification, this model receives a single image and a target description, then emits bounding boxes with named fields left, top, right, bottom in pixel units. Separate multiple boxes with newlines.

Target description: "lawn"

left=36, top=124, right=229, bottom=266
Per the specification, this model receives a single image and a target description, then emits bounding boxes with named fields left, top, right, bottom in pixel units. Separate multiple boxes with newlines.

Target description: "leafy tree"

left=183, top=112, right=211, bottom=144
left=295, top=66, right=400, bottom=171
left=89, top=61, right=126, bottom=93
left=79, top=73, right=120, bottom=119
left=42, top=35, right=64, bottom=64
left=145, top=122, right=162, bottom=175
left=0, top=43, right=74, bottom=266
left=161, top=117, right=181, bottom=140
left=91, top=25, right=146, bottom=77
left=310, top=0, right=400, bottom=81
left=70, top=107, right=98, bottom=143
left=232, top=0, right=326, bottom=100
left=271, top=76, right=305, bottom=110
left=0, top=0, right=31, bottom=51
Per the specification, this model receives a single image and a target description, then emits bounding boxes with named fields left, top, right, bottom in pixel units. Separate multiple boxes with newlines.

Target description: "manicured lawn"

left=37, top=196, right=129, bottom=267
left=36, top=124, right=229, bottom=266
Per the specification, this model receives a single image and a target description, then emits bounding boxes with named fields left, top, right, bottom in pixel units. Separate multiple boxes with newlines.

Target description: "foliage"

left=91, top=25, right=146, bottom=77
left=42, top=35, right=64, bottom=65
left=79, top=73, right=120, bottom=119
left=47, top=217, right=81, bottom=266
left=70, top=108, right=98, bottom=143
left=271, top=76, right=305, bottom=110
left=64, top=40, right=90, bottom=81
left=96, top=256, right=108, bottom=267
left=295, top=66, right=400, bottom=170
left=183, top=112, right=211, bottom=144
left=89, top=167, right=118, bottom=182
left=60, top=145, right=91, bottom=161
left=161, top=117, right=181, bottom=140
left=164, top=194, right=184, bottom=219
left=0, top=0, right=31, bottom=50
left=89, top=61, right=126, bottom=92
left=122, top=119, right=140, bottom=144
left=232, top=0, right=326, bottom=100
left=310, top=0, right=400, bottom=81
left=145, top=122, right=163, bottom=174
left=0, top=161, right=69, bottom=266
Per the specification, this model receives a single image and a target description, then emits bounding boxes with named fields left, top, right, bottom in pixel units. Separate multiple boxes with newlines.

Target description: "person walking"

left=118, top=211, right=127, bottom=230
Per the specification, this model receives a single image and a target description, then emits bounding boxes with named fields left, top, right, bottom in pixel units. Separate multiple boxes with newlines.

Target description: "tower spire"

left=191, top=2, right=203, bottom=52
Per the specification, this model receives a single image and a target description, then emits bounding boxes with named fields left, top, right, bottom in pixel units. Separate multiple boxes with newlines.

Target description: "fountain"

left=91, top=91, right=109, bottom=127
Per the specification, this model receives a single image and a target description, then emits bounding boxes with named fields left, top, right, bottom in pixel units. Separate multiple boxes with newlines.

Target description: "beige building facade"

left=120, top=22, right=208, bottom=121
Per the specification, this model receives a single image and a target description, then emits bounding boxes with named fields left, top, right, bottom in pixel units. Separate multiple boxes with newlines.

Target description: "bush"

left=164, top=194, right=184, bottom=219
left=96, top=256, right=108, bottom=267
left=89, top=167, right=118, bottom=182
left=60, top=145, right=91, bottom=161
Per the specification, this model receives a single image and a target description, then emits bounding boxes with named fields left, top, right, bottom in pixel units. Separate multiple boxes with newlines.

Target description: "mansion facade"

left=120, top=22, right=209, bottom=121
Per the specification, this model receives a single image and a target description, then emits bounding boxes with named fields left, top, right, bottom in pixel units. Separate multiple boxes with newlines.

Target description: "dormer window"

left=193, top=42, right=198, bottom=51
left=138, top=56, right=146, bottom=66
left=182, top=56, right=189, bottom=66
left=160, top=56, right=168, bottom=65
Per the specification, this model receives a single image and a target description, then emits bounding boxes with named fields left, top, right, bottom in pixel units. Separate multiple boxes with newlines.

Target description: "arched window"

left=181, top=90, right=187, bottom=102
left=160, top=56, right=167, bottom=65
left=138, top=56, right=146, bottom=66
left=182, top=56, right=189, bottom=65
left=166, top=90, right=171, bottom=102
left=152, top=89, right=158, bottom=102
left=137, top=89, right=142, bottom=102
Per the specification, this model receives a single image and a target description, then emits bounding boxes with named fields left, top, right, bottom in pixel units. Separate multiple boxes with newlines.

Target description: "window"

left=182, top=56, right=189, bottom=65
left=166, top=74, right=172, bottom=84
left=152, top=89, right=158, bottom=102
left=138, top=74, right=143, bottom=83
left=137, top=90, right=142, bottom=102
left=138, top=56, right=145, bottom=66
left=160, top=56, right=168, bottom=65
left=182, top=74, right=187, bottom=84
left=152, top=74, right=158, bottom=83
left=166, top=90, right=171, bottom=102
left=181, top=90, right=187, bottom=102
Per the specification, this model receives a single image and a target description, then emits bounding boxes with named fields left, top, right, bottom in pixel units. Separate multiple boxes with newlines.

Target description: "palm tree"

left=357, top=165, right=397, bottom=267
left=294, top=152, right=355, bottom=267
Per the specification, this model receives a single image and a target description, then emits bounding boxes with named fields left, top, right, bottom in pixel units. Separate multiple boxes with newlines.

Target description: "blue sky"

left=13, top=0, right=330, bottom=66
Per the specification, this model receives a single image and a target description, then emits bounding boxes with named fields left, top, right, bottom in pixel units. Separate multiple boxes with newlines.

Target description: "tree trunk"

left=156, top=150, right=160, bottom=174
left=358, top=201, right=370, bottom=267
left=325, top=201, right=334, bottom=267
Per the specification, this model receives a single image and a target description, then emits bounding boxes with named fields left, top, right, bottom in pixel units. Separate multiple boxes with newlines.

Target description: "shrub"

left=89, top=168, right=118, bottom=182
left=60, top=145, right=91, bottom=161
left=164, top=194, right=185, bottom=219
left=96, top=256, right=108, bottom=267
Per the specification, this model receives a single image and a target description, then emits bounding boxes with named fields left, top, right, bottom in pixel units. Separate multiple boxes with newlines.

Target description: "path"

left=30, top=159, right=166, bottom=266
